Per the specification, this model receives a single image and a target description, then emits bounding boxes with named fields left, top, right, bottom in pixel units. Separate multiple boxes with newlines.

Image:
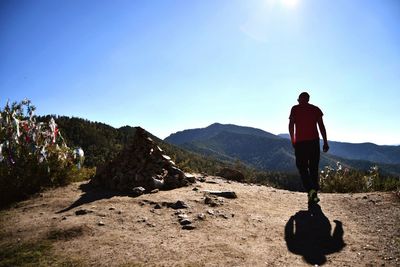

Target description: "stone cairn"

left=92, top=127, right=193, bottom=193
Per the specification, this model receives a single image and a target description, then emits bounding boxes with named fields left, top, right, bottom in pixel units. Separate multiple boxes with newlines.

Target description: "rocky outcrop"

left=91, top=127, right=192, bottom=193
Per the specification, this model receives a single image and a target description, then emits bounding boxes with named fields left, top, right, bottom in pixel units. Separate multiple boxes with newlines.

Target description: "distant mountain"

left=326, top=141, right=400, bottom=165
left=279, top=133, right=400, bottom=165
left=166, top=123, right=400, bottom=175
left=180, top=130, right=294, bottom=172
left=167, top=123, right=281, bottom=145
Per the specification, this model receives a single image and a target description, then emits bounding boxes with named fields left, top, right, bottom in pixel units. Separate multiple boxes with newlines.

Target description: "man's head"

left=298, top=92, right=310, bottom=104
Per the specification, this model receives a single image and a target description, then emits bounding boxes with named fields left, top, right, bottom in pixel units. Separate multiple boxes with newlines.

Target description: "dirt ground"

left=1, top=174, right=399, bottom=266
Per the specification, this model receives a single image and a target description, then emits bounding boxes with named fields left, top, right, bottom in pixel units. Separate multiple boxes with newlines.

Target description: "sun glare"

left=281, top=0, right=299, bottom=8
left=264, top=0, right=299, bottom=9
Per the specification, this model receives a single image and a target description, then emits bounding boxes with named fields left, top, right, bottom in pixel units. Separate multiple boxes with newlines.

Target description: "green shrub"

left=320, top=162, right=400, bottom=193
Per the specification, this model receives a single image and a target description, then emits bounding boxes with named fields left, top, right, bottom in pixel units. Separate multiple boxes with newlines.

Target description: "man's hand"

left=323, top=142, right=329, bottom=153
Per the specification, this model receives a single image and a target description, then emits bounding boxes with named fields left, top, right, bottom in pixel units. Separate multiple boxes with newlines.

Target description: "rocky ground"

left=1, top=174, right=399, bottom=266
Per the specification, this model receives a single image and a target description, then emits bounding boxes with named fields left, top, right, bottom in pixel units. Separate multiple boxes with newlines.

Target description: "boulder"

left=91, top=127, right=192, bottom=193
left=216, top=168, right=245, bottom=182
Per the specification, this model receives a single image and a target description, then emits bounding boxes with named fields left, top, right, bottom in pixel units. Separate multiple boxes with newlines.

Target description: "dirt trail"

left=1, top=175, right=399, bottom=266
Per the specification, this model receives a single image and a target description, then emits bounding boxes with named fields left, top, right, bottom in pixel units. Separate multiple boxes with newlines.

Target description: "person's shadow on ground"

left=284, top=204, right=346, bottom=265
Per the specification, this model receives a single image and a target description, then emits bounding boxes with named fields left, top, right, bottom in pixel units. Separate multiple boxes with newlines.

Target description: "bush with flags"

left=0, top=99, right=85, bottom=207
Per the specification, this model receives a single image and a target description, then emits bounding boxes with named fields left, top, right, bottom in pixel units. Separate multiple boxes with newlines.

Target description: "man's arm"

left=317, top=117, right=329, bottom=152
left=289, top=119, right=295, bottom=148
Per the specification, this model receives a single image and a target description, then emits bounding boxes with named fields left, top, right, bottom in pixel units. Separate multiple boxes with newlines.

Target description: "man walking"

left=289, top=92, right=329, bottom=205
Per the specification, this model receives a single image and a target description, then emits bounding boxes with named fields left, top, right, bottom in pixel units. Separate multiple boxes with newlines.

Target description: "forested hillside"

left=38, top=116, right=232, bottom=175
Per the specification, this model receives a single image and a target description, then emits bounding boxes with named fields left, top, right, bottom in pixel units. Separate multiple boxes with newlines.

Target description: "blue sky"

left=1, top=0, right=399, bottom=145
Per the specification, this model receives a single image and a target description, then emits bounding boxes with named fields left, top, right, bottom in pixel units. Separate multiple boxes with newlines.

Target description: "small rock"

left=185, top=173, right=196, bottom=183
left=192, top=187, right=199, bottom=191
left=207, top=209, right=215, bottom=215
left=169, top=200, right=190, bottom=209
left=182, top=225, right=196, bottom=230
left=98, top=221, right=105, bottom=226
left=178, top=214, right=188, bottom=220
left=150, top=189, right=159, bottom=194
left=205, top=196, right=218, bottom=207
left=204, top=190, right=237, bottom=199
left=197, top=213, right=206, bottom=220
left=109, top=207, right=115, bottom=210
left=146, top=223, right=156, bottom=227
left=174, top=210, right=183, bottom=215
left=219, top=214, right=229, bottom=219
left=363, top=196, right=368, bottom=199
left=132, top=187, right=146, bottom=196
left=161, top=202, right=170, bottom=207
left=137, top=217, right=147, bottom=223
left=75, top=209, right=92, bottom=216
left=154, top=203, right=162, bottom=209
left=61, top=216, right=67, bottom=220
left=180, top=219, right=192, bottom=225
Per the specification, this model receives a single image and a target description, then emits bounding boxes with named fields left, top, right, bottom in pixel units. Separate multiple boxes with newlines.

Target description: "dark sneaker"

left=308, top=189, right=320, bottom=204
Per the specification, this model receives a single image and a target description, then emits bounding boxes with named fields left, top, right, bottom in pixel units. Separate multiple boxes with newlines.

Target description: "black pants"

left=295, top=139, right=320, bottom=192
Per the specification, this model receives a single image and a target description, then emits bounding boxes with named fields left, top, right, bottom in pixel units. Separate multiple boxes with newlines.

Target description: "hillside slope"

left=1, top=176, right=399, bottom=266
left=166, top=123, right=400, bottom=175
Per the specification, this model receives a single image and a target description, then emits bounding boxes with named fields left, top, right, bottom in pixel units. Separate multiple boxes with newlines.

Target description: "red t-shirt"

left=289, top=103, right=323, bottom=143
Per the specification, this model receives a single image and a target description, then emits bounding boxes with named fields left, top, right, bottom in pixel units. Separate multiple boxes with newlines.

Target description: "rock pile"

left=92, top=127, right=193, bottom=193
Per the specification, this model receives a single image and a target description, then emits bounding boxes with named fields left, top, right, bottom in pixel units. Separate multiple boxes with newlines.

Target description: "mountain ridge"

left=278, top=133, right=400, bottom=164
left=165, top=123, right=400, bottom=175
left=166, top=122, right=281, bottom=145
